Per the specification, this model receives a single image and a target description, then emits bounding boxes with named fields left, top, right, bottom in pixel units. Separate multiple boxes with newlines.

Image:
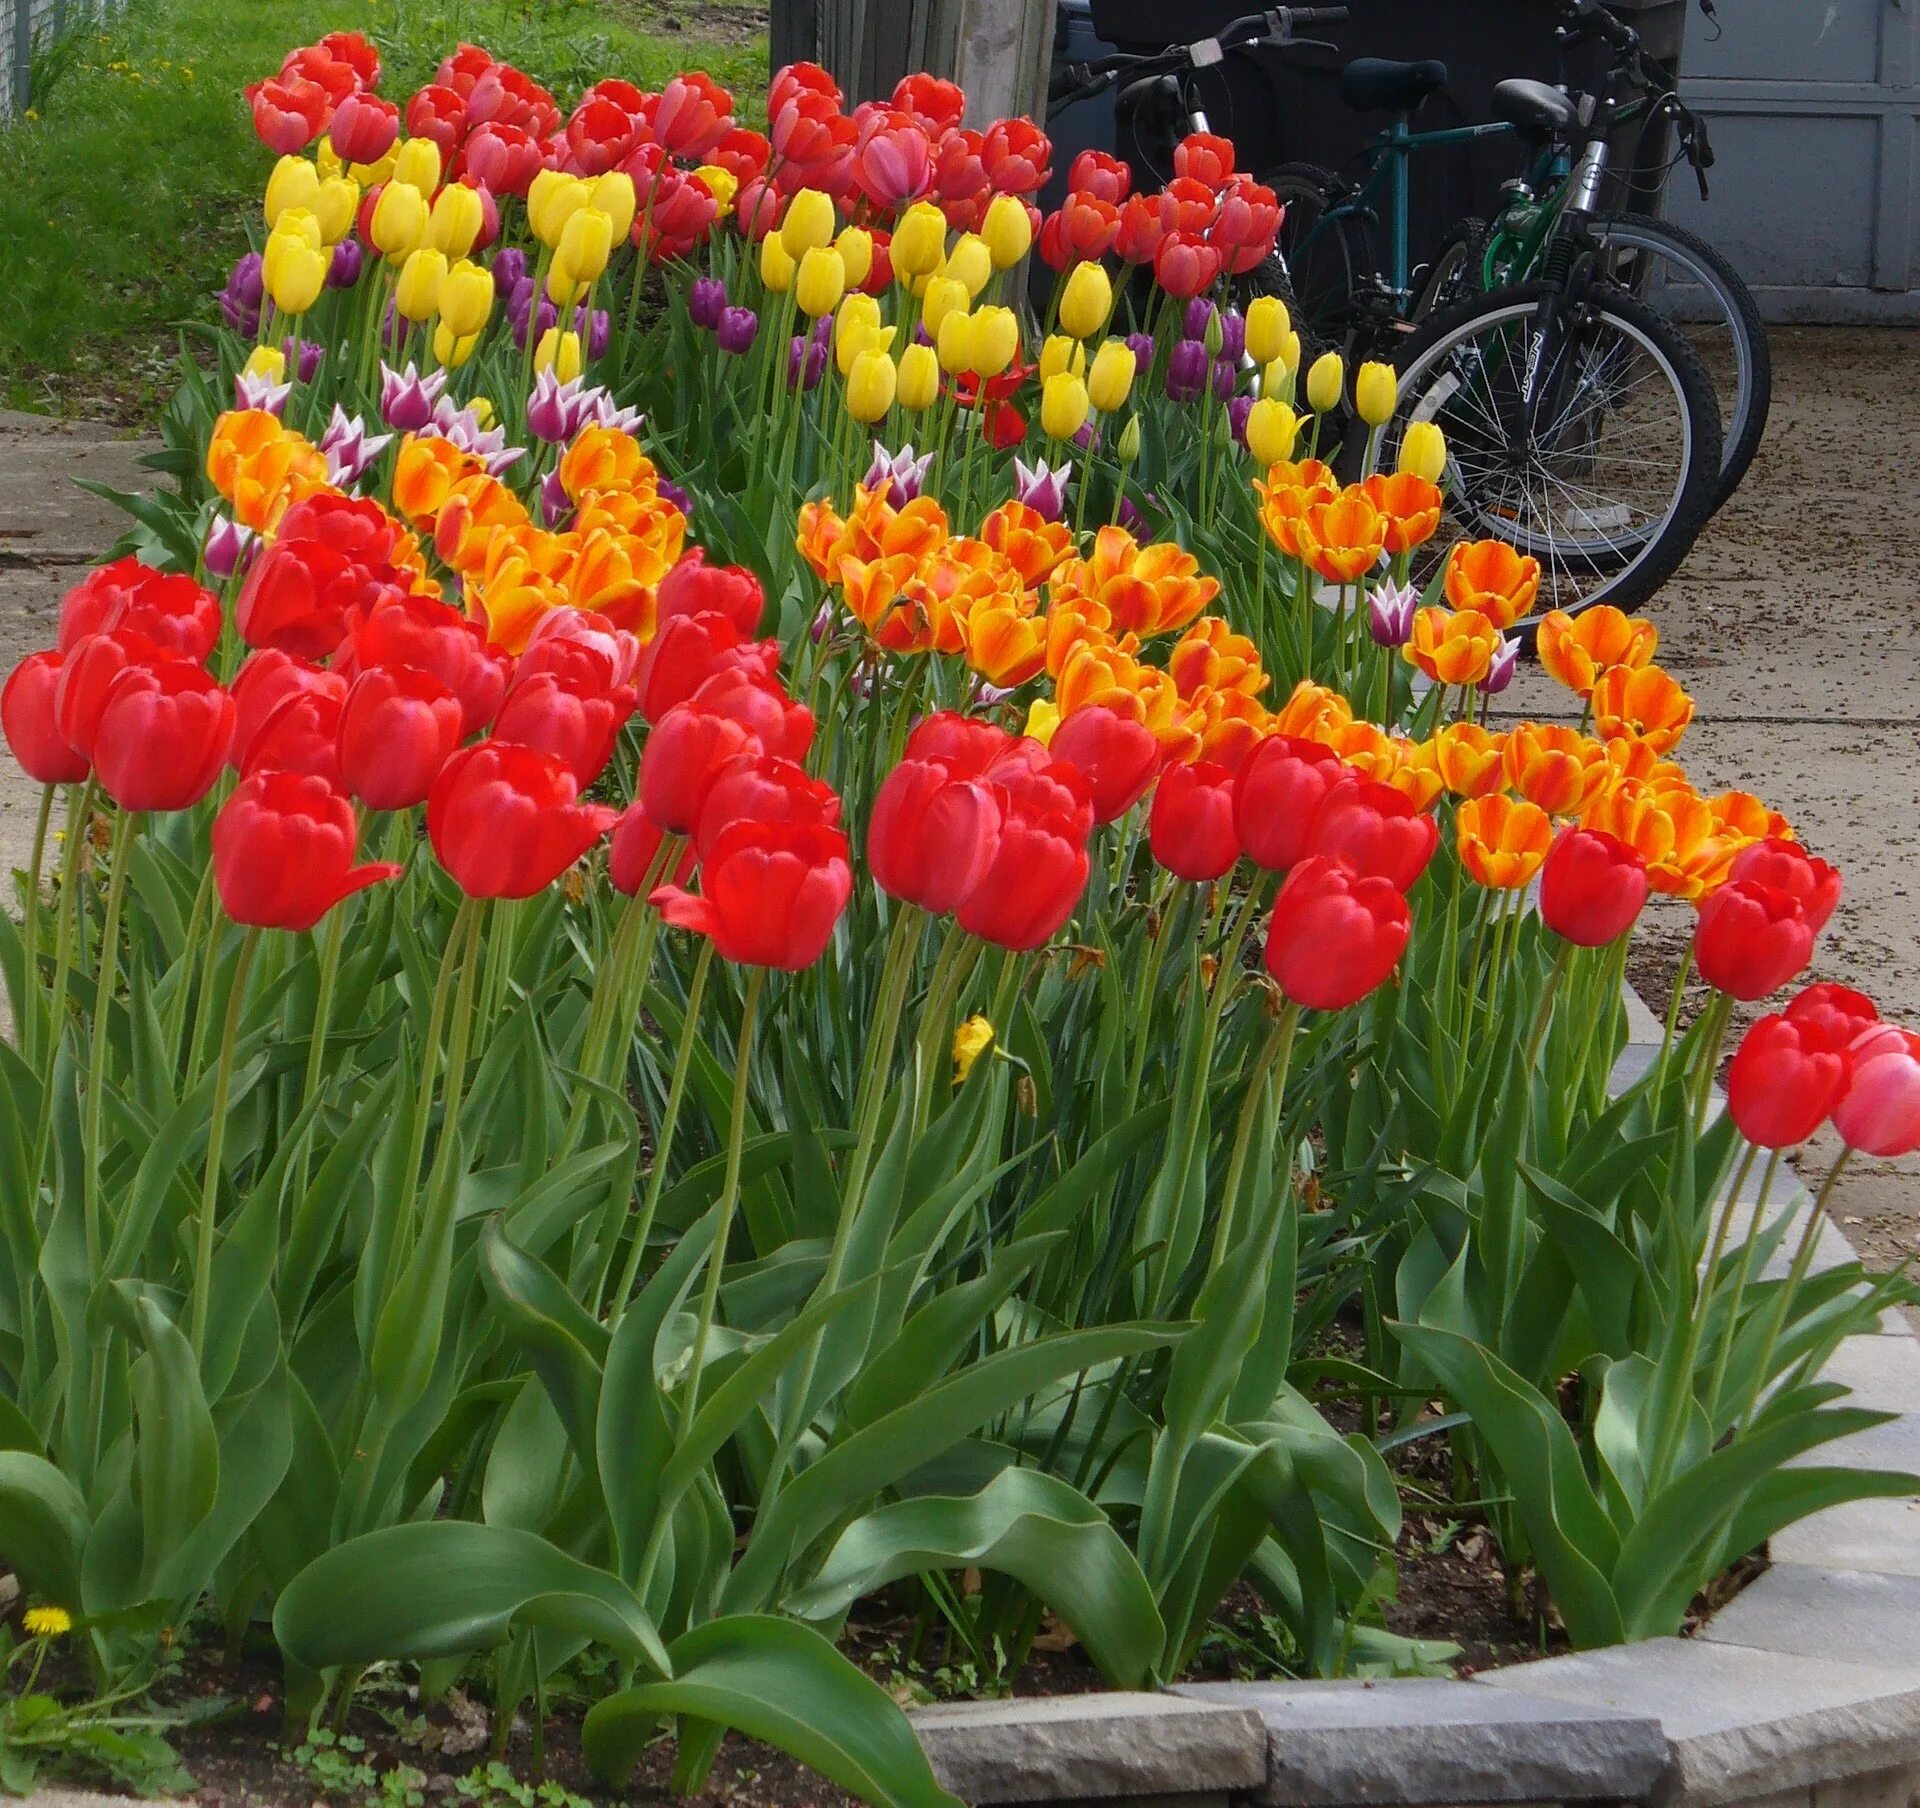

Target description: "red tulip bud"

left=1726, top=1013, right=1850, bottom=1149
left=213, top=771, right=400, bottom=931
left=1234, top=735, right=1352, bottom=873
left=652, top=819, right=852, bottom=970
left=1538, top=827, right=1649, bottom=947
left=1264, top=855, right=1411, bottom=1010
left=427, top=742, right=616, bottom=898
left=1049, top=705, right=1161, bottom=826
left=1693, top=879, right=1815, bottom=1002
left=1149, top=758, right=1239, bottom=882
left=3, top=652, right=90, bottom=784
left=1833, top=1025, right=1920, bottom=1157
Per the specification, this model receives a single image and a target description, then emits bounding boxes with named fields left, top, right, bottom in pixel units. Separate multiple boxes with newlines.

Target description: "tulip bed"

left=1, top=28, right=1916, bottom=1808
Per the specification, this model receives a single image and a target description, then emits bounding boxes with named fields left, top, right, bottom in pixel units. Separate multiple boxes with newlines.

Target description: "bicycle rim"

left=1383, top=289, right=1716, bottom=622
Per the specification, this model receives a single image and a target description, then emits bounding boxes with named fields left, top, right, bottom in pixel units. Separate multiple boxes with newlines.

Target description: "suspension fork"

left=1518, top=127, right=1612, bottom=449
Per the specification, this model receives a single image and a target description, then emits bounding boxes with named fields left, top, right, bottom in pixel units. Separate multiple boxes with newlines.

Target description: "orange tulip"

left=1591, top=662, right=1693, bottom=754
left=1431, top=722, right=1508, bottom=798
left=1457, top=794, right=1554, bottom=889
left=1536, top=605, right=1657, bottom=698
left=1254, top=457, right=1338, bottom=560
left=1168, top=616, right=1267, bottom=701
left=565, top=528, right=658, bottom=634
left=1383, top=738, right=1447, bottom=811
left=1502, top=721, right=1610, bottom=817
left=206, top=410, right=328, bottom=534
left=1182, top=686, right=1269, bottom=770
left=1298, top=486, right=1387, bottom=585
left=1403, top=606, right=1501, bottom=687
left=980, top=499, right=1073, bottom=587
left=467, top=534, right=568, bottom=653
left=1050, top=525, right=1219, bottom=639
left=1709, top=788, right=1793, bottom=846
left=393, top=433, right=486, bottom=526
left=558, top=425, right=654, bottom=500
left=1042, top=599, right=1119, bottom=681
left=1361, top=471, right=1443, bottom=555
left=1584, top=777, right=1719, bottom=900
left=964, top=599, right=1048, bottom=687
left=1600, top=735, right=1687, bottom=791
left=796, top=498, right=849, bottom=580
left=1269, top=678, right=1352, bottom=743
left=1444, top=539, right=1540, bottom=630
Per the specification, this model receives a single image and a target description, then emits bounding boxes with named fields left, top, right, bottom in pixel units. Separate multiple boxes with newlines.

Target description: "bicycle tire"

left=1260, top=161, right=1374, bottom=347
left=1590, top=211, right=1771, bottom=511
left=1363, top=280, right=1723, bottom=629
left=1412, top=216, right=1490, bottom=320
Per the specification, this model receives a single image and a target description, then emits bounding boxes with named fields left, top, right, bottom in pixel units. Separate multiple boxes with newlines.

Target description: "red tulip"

left=980, top=117, right=1051, bottom=195
left=1150, top=759, right=1239, bottom=882
left=351, top=595, right=508, bottom=738
left=329, top=91, right=400, bottom=164
left=427, top=742, right=617, bottom=898
left=633, top=611, right=750, bottom=722
left=709, top=124, right=772, bottom=186
left=521, top=608, right=641, bottom=686
left=869, top=758, right=1005, bottom=914
left=1833, top=1025, right=1920, bottom=1157
left=237, top=686, right=344, bottom=788
left=1728, top=837, right=1842, bottom=935
left=639, top=701, right=762, bottom=834
left=1264, top=855, right=1411, bottom=1010
left=892, top=72, right=965, bottom=135
left=213, top=771, right=400, bottom=932
left=494, top=665, right=637, bottom=789
left=57, top=558, right=221, bottom=663
left=1306, top=778, right=1437, bottom=892
left=608, top=804, right=697, bottom=895
left=932, top=128, right=990, bottom=229
left=1114, top=193, right=1168, bottom=264
left=236, top=542, right=372, bottom=663
left=231, top=652, right=345, bottom=765
left=650, top=71, right=735, bottom=160
left=1726, top=1013, right=1850, bottom=1149
left=1154, top=231, right=1222, bottom=299
left=1173, top=131, right=1234, bottom=188
left=771, top=60, right=842, bottom=114
left=656, top=550, right=766, bottom=638
left=247, top=74, right=328, bottom=154
left=339, top=665, right=464, bottom=811
left=1538, top=827, right=1649, bottom=947
left=1056, top=193, right=1120, bottom=265
left=953, top=759, right=1091, bottom=951
left=90, top=662, right=235, bottom=812
left=3, top=652, right=90, bottom=784
left=1158, top=178, right=1216, bottom=236
left=853, top=116, right=934, bottom=210
left=689, top=667, right=814, bottom=762
left=906, top=711, right=1016, bottom=780
left=695, top=753, right=840, bottom=858
left=54, top=627, right=168, bottom=761
left=315, top=29, right=379, bottom=88
left=404, top=84, right=468, bottom=160
left=1785, top=982, right=1879, bottom=1046
left=653, top=819, right=851, bottom=970
left=1694, top=879, right=1815, bottom=1001
left=1067, top=149, right=1130, bottom=205
left=1049, top=706, right=1160, bottom=826
left=1234, top=735, right=1352, bottom=872
left=460, top=121, right=543, bottom=196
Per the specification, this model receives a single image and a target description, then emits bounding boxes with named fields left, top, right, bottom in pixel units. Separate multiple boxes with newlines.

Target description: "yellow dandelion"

left=23, top=1605, right=72, bottom=1638
left=952, top=1016, right=995, bottom=1086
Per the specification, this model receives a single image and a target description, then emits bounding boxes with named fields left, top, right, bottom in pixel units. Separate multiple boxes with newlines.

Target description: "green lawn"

left=0, top=0, right=766, bottom=421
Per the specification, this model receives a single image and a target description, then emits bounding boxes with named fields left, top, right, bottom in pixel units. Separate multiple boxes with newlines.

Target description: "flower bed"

left=0, top=27, right=1916, bottom=1808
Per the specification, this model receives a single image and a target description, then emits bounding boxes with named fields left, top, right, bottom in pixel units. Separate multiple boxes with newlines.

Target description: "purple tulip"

left=689, top=275, right=727, bottom=330
left=811, top=315, right=833, bottom=347
left=1228, top=395, right=1253, bottom=446
left=202, top=512, right=259, bottom=581
left=577, top=305, right=612, bottom=363
left=282, top=337, right=324, bottom=383
left=319, top=406, right=392, bottom=488
left=539, top=466, right=575, bottom=530
left=1479, top=633, right=1520, bottom=695
left=1072, top=420, right=1097, bottom=450
left=1012, top=454, right=1071, bottom=523
left=326, top=239, right=365, bottom=291
left=717, top=305, right=758, bottom=355
left=219, top=252, right=265, bottom=335
left=1124, top=332, right=1155, bottom=369
left=658, top=476, right=691, bottom=518
left=527, top=369, right=582, bottom=444
left=379, top=361, right=449, bottom=433
left=786, top=333, right=826, bottom=391
left=1183, top=297, right=1217, bottom=341
left=863, top=441, right=933, bottom=507
left=1218, top=309, right=1246, bottom=364
left=1368, top=579, right=1419, bottom=649
left=811, top=603, right=833, bottom=644
left=1117, top=494, right=1145, bottom=534
left=1166, top=339, right=1208, bottom=404
left=492, top=246, right=528, bottom=298
left=574, top=386, right=645, bottom=437
left=1210, top=356, right=1235, bottom=401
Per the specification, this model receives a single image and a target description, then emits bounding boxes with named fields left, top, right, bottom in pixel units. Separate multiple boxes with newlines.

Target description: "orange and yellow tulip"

left=1590, top=661, right=1693, bottom=754
left=1402, top=606, right=1501, bottom=687
left=1051, top=525, right=1220, bottom=639
left=1444, top=539, right=1541, bottom=629
left=1502, top=721, right=1610, bottom=816
left=1361, top=471, right=1443, bottom=556
left=1457, top=794, right=1554, bottom=889
left=1254, top=457, right=1338, bottom=560
left=1168, top=616, right=1268, bottom=701
left=1431, top=721, right=1509, bottom=799
left=1536, top=605, right=1657, bottom=698
left=980, top=499, right=1073, bottom=587
left=1298, top=487, right=1387, bottom=585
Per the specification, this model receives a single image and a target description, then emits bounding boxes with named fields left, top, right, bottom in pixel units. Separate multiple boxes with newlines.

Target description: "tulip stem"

left=189, top=926, right=260, bottom=1364
left=81, top=809, right=138, bottom=1276
left=1649, top=942, right=1695, bottom=1106
left=1212, top=1000, right=1301, bottom=1272
left=1736, top=1148, right=1854, bottom=1435
left=165, top=857, right=218, bottom=1074
left=28, top=781, right=93, bottom=1234
left=1703, top=1147, right=1783, bottom=1430
left=290, top=905, right=348, bottom=1209
left=18, top=785, right=52, bottom=1071
left=1523, top=940, right=1572, bottom=1073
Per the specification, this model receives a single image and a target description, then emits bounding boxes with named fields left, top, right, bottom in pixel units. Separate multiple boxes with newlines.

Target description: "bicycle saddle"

left=1489, top=77, right=1579, bottom=138
left=1338, top=57, right=1448, bottom=115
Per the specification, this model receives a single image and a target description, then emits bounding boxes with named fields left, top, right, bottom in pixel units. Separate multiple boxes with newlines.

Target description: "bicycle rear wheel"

left=1590, top=211, right=1771, bottom=511
left=1262, top=161, right=1374, bottom=346
left=1372, top=280, right=1723, bottom=627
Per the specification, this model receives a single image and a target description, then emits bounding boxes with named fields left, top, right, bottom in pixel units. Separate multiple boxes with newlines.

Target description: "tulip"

left=338, top=664, right=463, bottom=811
left=608, top=804, right=696, bottom=896
left=1245, top=397, right=1300, bottom=468
left=1456, top=794, right=1553, bottom=890
left=427, top=742, right=617, bottom=899
left=795, top=245, right=847, bottom=318
left=935, top=309, right=973, bottom=377
left=1165, top=339, right=1208, bottom=404
left=1038, top=335, right=1083, bottom=383
left=266, top=155, right=321, bottom=227
left=1590, top=661, right=1694, bottom=753
left=534, top=328, right=584, bottom=382
left=395, top=247, right=449, bottom=324
left=759, top=231, right=797, bottom=294
left=862, top=442, right=933, bottom=507
left=1245, top=295, right=1290, bottom=366
left=54, top=627, right=166, bottom=759
left=90, top=661, right=235, bottom=812
left=1354, top=360, right=1396, bottom=427
left=1147, top=759, right=1237, bottom=882
left=266, top=241, right=329, bottom=316
left=1787, top=982, right=1879, bottom=1047
left=689, top=275, right=728, bottom=330
left=392, top=136, right=443, bottom=194
left=940, top=233, right=991, bottom=299
left=845, top=347, right=898, bottom=424
left=3, top=651, right=90, bottom=783
left=1694, top=879, right=1815, bottom=1000
left=1538, top=827, right=1649, bottom=946
left=640, top=700, right=764, bottom=834
left=695, top=753, right=841, bottom=859
left=1306, top=778, right=1437, bottom=892
left=717, top=305, right=759, bottom=355
left=328, top=91, right=398, bottom=166
left=653, top=819, right=851, bottom=970
left=921, top=275, right=969, bottom=339
left=437, top=259, right=494, bottom=338
left=634, top=612, right=757, bottom=721
left=1040, top=371, right=1090, bottom=443
left=553, top=206, right=614, bottom=292
left=954, top=801, right=1091, bottom=952
left=968, top=305, right=1019, bottom=378
left=1445, top=539, right=1541, bottom=630
left=1367, top=579, right=1418, bottom=649
left=978, top=193, right=1031, bottom=269
left=1306, top=350, right=1344, bottom=414
left=658, top=553, right=765, bottom=638
left=891, top=200, right=948, bottom=278
left=353, top=594, right=507, bottom=738
left=1480, top=635, right=1519, bottom=696
left=869, top=756, right=1005, bottom=914
left=1403, top=606, right=1500, bottom=688
left=57, top=557, right=221, bottom=663
left=1235, top=734, right=1352, bottom=873
left=1264, top=855, right=1411, bottom=1011
left=379, top=359, right=448, bottom=432
left=1050, top=705, right=1159, bottom=826
left=1058, top=261, right=1111, bottom=339
left=1397, top=420, right=1447, bottom=483
left=780, top=187, right=838, bottom=259
left=1012, top=454, right=1070, bottom=523
left=212, top=770, right=399, bottom=931
left=425, top=182, right=485, bottom=258
left=836, top=225, right=875, bottom=287
left=369, top=180, right=429, bottom=260
left=1727, top=1013, right=1850, bottom=1149
left=235, top=675, right=345, bottom=787
left=1087, top=339, right=1135, bottom=414
left=1833, top=1026, right=1920, bottom=1157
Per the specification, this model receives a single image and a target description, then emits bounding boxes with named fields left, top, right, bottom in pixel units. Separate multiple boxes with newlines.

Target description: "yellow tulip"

left=1261, top=355, right=1294, bottom=403
left=981, top=193, right=1034, bottom=270
left=835, top=322, right=895, bottom=379
left=468, top=396, right=496, bottom=430
left=395, top=247, right=450, bottom=324
left=1277, top=330, right=1303, bottom=375
left=425, top=181, right=484, bottom=257
left=693, top=163, right=738, bottom=210
left=846, top=348, right=898, bottom=424
left=1244, top=294, right=1291, bottom=367
left=951, top=1014, right=995, bottom=1083
left=314, top=138, right=345, bottom=181
left=936, top=308, right=974, bottom=377
left=891, top=201, right=947, bottom=279
left=1397, top=420, right=1449, bottom=484
left=264, top=155, right=319, bottom=228
left=920, top=275, right=969, bottom=338
left=969, top=305, right=1019, bottom=378
left=1087, top=338, right=1136, bottom=413
left=434, top=323, right=480, bottom=369
left=779, top=187, right=836, bottom=259
left=528, top=169, right=589, bottom=247
left=897, top=342, right=940, bottom=411
left=1058, top=260, right=1111, bottom=339
left=834, top=292, right=881, bottom=349
left=943, top=232, right=993, bottom=298
left=795, top=245, right=847, bottom=318
left=313, top=176, right=360, bottom=244
left=835, top=226, right=874, bottom=289
left=588, top=170, right=637, bottom=239
left=1355, top=360, right=1397, bottom=427
left=270, top=208, right=323, bottom=252
left=242, top=345, right=286, bottom=383
left=1023, top=698, right=1061, bottom=745
left=349, top=148, right=397, bottom=190
left=1041, top=371, right=1090, bottom=442
left=1245, top=396, right=1301, bottom=467
left=369, top=180, right=428, bottom=260
left=759, top=230, right=796, bottom=293
left=534, top=328, right=584, bottom=383
left=1039, top=334, right=1085, bottom=382
left=438, top=258, right=494, bottom=339
left=266, top=244, right=328, bottom=316
left=1306, top=349, right=1345, bottom=414
left=392, top=136, right=443, bottom=195
left=555, top=206, right=614, bottom=288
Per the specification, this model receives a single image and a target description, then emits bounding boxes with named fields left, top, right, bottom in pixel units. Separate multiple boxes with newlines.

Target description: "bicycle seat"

left=1339, top=58, right=1448, bottom=115
left=1489, top=77, right=1579, bottom=138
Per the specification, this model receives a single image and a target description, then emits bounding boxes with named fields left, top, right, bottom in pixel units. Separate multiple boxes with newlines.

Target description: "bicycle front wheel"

left=1375, top=281, right=1723, bottom=626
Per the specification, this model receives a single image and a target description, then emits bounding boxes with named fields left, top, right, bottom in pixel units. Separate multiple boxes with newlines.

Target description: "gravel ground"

left=3, top=325, right=1917, bottom=1259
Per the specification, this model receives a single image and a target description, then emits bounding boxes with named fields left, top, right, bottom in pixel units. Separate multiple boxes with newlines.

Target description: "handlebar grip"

left=1285, top=5, right=1352, bottom=19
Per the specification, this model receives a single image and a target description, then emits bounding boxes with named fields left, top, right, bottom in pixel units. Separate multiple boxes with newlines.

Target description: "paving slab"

left=1171, top=1677, right=1668, bottom=1805
left=1705, top=1566, right=1920, bottom=1668
left=1476, top=1636, right=1920, bottom=1807
left=909, top=1692, right=1268, bottom=1805
left=0, top=409, right=157, bottom=561
left=1772, top=1494, right=1920, bottom=1578
left=1812, top=1335, right=1920, bottom=1413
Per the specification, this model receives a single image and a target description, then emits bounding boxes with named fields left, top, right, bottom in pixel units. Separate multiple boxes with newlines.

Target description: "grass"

left=0, top=0, right=767, bottom=422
